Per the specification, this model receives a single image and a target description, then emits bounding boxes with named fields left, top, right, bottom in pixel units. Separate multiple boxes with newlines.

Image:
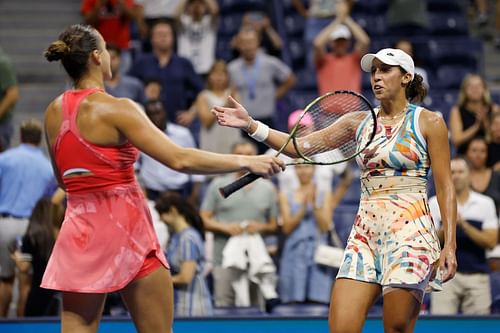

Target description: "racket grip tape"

left=218, top=172, right=261, bottom=198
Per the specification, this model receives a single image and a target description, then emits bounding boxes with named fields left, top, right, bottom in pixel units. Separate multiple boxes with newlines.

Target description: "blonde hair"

left=457, top=74, right=492, bottom=108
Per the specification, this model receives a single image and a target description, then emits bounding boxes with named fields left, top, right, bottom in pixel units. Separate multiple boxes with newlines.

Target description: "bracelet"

left=248, top=120, right=269, bottom=142
left=246, top=117, right=254, bottom=131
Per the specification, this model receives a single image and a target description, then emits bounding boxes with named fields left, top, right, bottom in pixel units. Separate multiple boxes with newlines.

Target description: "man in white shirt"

left=429, top=157, right=498, bottom=315
left=138, top=100, right=205, bottom=206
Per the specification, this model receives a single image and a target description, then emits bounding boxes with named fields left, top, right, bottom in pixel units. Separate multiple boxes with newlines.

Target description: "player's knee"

left=329, top=317, right=362, bottom=333
left=384, top=319, right=411, bottom=333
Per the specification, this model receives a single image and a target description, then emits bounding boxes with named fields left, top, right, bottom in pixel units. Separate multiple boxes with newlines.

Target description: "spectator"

left=129, top=20, right=204, bottom=127
left=135, top=0, right=182, bottom=51
left=466, top=137, right=500, bottom=215
left=393, top=39, right=429, bottom=89
left=278, top=163, right=334, bottom=304
left=231, top=12, right=283, bottom=58
left=201, top=140, right=278, bottom=307
left=488, top=112, right=500, bottom=170
left=229, top=28, right=296, bottom=153
left=313, top=1, right=370, bottom=95
left=155, top=192, right=213, bottom=316
left=174, top=0, right=219, bottom=77
left=387, top=0, right=429, bottom=36
left=137, top=100, right=205, bottom=206
left=266, top=109, right=353, bottom=207
left=0, top=47, right=19, bottom=152
left=195, top=60, right=241, bottom=154
left=0, top=119, right=54, bottom=317
left=81, top=0, right=138, bottom=73
left=143, top=78, right=162, bottom=101
left=430, top=156, right=498, bottom=315
left=104, top=43, right=145, bottom=104
left=449, top=74, right=500, bottom=155
left=292, top=0, right=353, bottom=70
left=10, top=198, right=65, bottom=316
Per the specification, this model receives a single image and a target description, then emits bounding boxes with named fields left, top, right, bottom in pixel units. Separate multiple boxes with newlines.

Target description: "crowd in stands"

left=0, top=0, right=500, bottom=318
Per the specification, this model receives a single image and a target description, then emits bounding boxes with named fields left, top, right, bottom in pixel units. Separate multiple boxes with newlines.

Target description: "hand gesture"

left=225, top=223, right=243, bottom=236
left=336, top=0, right=350, bottom=22
left=243, top=155, right=285, bottom=178
left=438, top=244, right=457, bottom=283
left=176, top=109, right=197, bottom=127
left=212, top=96, right=250, bottom=129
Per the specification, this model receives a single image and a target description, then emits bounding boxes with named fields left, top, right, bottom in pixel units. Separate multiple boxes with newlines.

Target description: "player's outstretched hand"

left=243, top=155, right=285, bottom=177
left=212, top=96, right=250, bottom=129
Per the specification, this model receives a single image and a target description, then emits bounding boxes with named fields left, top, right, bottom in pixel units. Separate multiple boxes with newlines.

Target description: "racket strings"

left=294, top=93, right=375, bottom=164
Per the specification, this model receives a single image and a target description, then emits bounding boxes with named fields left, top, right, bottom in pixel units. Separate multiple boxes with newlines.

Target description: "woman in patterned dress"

left=212, top=48, right=457, bottom=332
left=42, top=24, right=284, bottom=333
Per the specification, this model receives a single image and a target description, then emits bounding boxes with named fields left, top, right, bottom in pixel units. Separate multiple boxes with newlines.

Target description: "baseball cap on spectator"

left=360, top=48, right=415, bottom=79
left=288, top=110, right=313, bottom=129
left=329, top=24, right=352, bottom=40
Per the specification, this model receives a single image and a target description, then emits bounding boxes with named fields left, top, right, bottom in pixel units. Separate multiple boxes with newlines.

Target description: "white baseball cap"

left=329, top=24, right=352, bottom=40
left=360, top=48, right=415, bottom=79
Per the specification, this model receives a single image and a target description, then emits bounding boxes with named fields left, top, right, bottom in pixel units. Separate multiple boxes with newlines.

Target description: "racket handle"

left=218, top=172, right=261, bottom=198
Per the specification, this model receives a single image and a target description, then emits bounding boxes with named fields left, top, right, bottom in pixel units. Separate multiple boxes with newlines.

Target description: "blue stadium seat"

left=428, top=38, right=482, bottom=70
left=284, top=14, right=306, bottom=37
left=352, top=0, right=388, bottom=15
left=333, top=205, right=358, bottom=245
left=218, top=14, right=243, bottom=37
left=271, top=304, right=329, bottom=317
left=294, top=69, right=318, bottom=91
left=491, top=90, right=500, bottom=104
left=213, top=306, right=264, bottom=316
left=218, top=0, right=267, bottom=14
left=435, top=65, right=472, bottom=89
left=352, top=14, right=387, bottom=36
left=428, top=13, right=468, bottom=36
left=427, top=0, right=465, bottom=13
left=215, top=37, right=233, bottom=62
left=288, top=38, right=307, bottom=69
left=288, top=90, right=319, bottom=110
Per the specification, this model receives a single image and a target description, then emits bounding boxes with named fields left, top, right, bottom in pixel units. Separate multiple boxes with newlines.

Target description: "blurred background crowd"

left=0, top=0, right=499, bottom=319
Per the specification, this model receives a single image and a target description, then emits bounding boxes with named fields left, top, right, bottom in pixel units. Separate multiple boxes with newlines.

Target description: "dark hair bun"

left=44, top=40, right=70, bottom=62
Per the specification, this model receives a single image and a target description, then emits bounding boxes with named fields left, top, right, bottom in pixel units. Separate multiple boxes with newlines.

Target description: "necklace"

left=379, top=104, right=409, bottom=121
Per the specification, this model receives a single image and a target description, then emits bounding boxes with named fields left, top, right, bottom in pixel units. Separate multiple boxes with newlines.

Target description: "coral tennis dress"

left=337, top=104, right=442, bottom=292
left=41, top=88, right=168, bottom=293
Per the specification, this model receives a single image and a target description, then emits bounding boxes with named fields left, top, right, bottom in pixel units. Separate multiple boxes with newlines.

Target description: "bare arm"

left=195, top=92, right=216, bottom=129
left=201, top=210, right=243, bottom=236
left=83, top=0, right=105, bottom=25
left=261, top=17, right=283, bottom=50
left=422, top=110, right=457, bottom=281
left=116, top=0, right=137, bottom=20
left=313, top=190, right=332, bottom=233
left=205, top=0, right=219, bottom=16
left=171, top=261, right=197, bottom=285
left=279, top=192, right=308, bottom=235
left=275, top=73, right=296, bottom=100
left=291, top=0, right=308, bottom=16
left=313, top=18, right=342, bottom=61
left=342, top=16, right=370, bottom=56
left=459, top=220, right=498, bottom=249
left=0, top=86, right=19, bottom=118
left=330, top=168, right=354, bottom=209
left=174, top=0, right=188, bottom=20
left=111, top=99, right=283, bottom=176
left=449, top=105, right=483, bottom=148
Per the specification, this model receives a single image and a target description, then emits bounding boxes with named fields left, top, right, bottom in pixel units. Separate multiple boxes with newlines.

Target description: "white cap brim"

left=361, top=53, right=401, bottom=72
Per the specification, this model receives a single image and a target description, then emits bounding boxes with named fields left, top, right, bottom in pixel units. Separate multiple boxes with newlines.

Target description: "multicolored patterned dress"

left=337, top=104, right=442, bottom=292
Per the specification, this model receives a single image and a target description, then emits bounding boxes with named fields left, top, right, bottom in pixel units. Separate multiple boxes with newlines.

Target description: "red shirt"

left=316, top=52, right=362, bottom=95
left=81, top=0, right=134, bottom=49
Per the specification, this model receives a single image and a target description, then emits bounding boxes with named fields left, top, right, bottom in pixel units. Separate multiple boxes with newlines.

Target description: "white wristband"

left=248, top=120, right=269, bottom=142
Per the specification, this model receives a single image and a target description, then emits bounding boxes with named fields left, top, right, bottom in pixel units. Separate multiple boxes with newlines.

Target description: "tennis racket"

left=219, top=90, right=377, bottom=198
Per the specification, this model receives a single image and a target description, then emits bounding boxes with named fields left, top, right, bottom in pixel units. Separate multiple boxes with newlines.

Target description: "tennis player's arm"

left=423, top=111, right=457, bottom=249
left=111, top=99, right=283, bottom=175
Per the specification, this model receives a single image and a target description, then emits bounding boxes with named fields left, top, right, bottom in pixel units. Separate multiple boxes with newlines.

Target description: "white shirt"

left=135, top=0, right=180, bottom=19
left=177, top=14, right=216, bottom=74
